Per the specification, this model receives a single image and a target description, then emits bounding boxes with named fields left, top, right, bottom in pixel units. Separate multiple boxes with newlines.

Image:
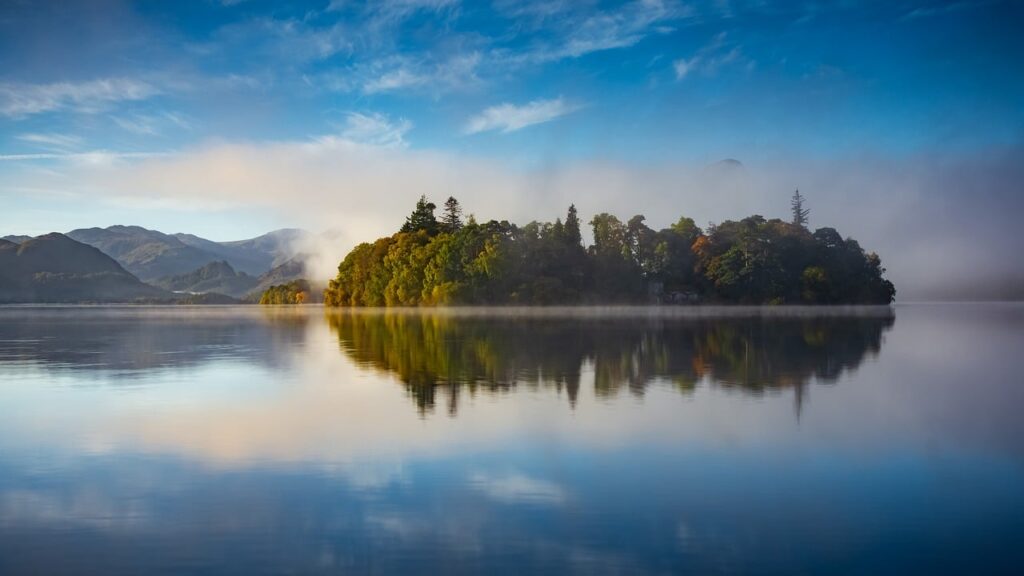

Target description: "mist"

left=13, top=137, right=1023, bottom=300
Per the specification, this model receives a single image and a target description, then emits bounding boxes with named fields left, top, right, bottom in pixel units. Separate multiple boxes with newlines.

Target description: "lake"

left=0, top=304, right=1021, bottom=574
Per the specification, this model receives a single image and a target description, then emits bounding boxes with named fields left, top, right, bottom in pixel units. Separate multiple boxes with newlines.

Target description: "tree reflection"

left=326, top=309, right=895, bottom=416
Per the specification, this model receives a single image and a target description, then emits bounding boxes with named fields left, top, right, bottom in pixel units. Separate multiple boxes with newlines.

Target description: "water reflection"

left=2, top=305, right=1023, bottom=575
left=0, top=306, right=309, bottom=375
left=326, top=308, right=895, bottom=416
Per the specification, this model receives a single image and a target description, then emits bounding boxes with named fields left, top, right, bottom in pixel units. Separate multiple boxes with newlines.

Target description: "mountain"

left=66, top=225, right=310, bottom=281
left=172, top=229, right=309, bottom=275
left=0, top=234, right=170, bottom=303
left=66, top=225, right=224, bottom=282
left=150, top=255, right=313, bottom=301
left=152, top=260, right=258, bottom=298
left=175, top=228, right=310, bottom=274
left=1, top=235, right=31, bottom=244
left=251, top=257, right=307, bottom=295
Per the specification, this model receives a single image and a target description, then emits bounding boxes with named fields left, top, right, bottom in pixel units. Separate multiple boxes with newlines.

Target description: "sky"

left=0, top=0, right=1022, bottom=297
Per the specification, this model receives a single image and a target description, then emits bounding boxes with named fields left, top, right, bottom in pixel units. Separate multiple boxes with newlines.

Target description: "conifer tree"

left=401, top=195, right=440, bottom=234
left=791, top=189, right=810, bottom=228
left=564, top=204, right=583, bottom=246
left=441, top=196, right=463, bottom=233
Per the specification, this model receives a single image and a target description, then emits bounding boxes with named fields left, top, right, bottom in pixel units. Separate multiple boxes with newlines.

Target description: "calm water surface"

left=0, top=304, right=1021, bottom=574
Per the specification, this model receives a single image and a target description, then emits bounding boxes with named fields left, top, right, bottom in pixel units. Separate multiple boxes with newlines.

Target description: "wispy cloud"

left=673, top=58, right=696, bottom=80
left=16, top=133, right=83, bottom=151
left=347, top=52, right=482, bottom=95
left=334, top=112, right=413, bottom=148
left=464, top=97, right=579, bottom=134
left=900, top=0, right=992, bottom=21
left=112, top=115, right=161, bottom=136
left=111, top=111, right=192, bottom=136
left=0, top=78, right=159, bottom=118
left=205, top=17, right=352, bottom=65
left=673, top=32, right=744, bottom=81
left=0, top=151, right=168, bottom=165
left=512, top=0, right=684, bottom=65
left=362, top=0, right=460, bottom=25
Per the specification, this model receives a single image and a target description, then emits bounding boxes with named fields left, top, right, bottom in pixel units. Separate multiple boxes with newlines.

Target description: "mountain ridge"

left=63, top=225, right=311, bottom=281
left=0, top=233, right=171, bottom=303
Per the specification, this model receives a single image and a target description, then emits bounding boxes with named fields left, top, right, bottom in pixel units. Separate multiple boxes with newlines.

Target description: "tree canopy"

left=259, top=279, right=312, bottom=304
left=324, top=195, right=895, bottom=306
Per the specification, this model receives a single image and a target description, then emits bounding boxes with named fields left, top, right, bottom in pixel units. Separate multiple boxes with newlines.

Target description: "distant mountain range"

left=60, top=226, right=309, bottom=281
left=0, top=234, right=170, bottom=303
left=1, top=226, right=320, bottom=303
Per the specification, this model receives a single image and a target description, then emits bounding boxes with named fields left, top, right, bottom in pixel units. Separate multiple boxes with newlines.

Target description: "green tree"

left=441, top=196, right=463, bottom=233
left=563, top=204, right=583, bottom=247
left=259, top=279, right=312, bottom=304
left=400, top=195, right=440, bottom=235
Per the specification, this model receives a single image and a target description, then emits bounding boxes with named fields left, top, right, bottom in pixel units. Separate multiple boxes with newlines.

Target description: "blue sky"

left=2, top=1, right=1020, bottom=159
left=1, top=0, right=1022, bottom=294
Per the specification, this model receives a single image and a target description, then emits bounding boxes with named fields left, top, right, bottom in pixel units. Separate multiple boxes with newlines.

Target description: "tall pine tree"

left=441, top=196, right=463, bottom=233
left=791, top=189, right=810, bottom=228
left=564, top=204, right=582, bottom=246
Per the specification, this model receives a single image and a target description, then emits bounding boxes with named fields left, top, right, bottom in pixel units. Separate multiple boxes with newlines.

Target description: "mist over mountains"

left=1, top=226, right=319, bottom=303
left=61, top=226, right=307, bottom=281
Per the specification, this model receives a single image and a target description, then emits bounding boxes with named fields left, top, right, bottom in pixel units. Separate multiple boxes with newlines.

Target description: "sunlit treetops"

left=260, top=279, right=312, bottom=305
left=324, top=194, right=895, bottom=306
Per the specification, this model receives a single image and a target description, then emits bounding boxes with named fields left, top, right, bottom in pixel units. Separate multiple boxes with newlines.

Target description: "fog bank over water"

left=8, top=139, right=1022, bottom=299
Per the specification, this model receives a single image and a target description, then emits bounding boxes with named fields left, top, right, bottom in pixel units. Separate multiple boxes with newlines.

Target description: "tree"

left=441, top=196, right=463, bottom=233
left=401, top=195, right=440, bottom=235
left=563, top=204, right=582, bottom=247
left=589, top=213, right=626, bottom=257
left=791, top=189, right=810, bottom=228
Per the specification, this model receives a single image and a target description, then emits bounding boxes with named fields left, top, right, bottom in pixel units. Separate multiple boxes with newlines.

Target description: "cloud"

left=899, top=0, right=991, bottom=21
left=111, top=111, right=193, bottom=136
left=331, top=112, right=413, bottom=148
left=464, top=97, right=579, bottom=134
left=112, top=115, right=161, bottom=136
left=673, top=57, right=695, bottom=80
left=672, top=32, right=744, bottom=81
left=205, top=17, right=352, bottom=65
left=512, top=0, right=685, bottom=65
left=0, top=78, right=159, bottom=118
left=342, top=52, right=482, bottom=95
left=363, top=66, right=427, bottom=93
left=16, top=133, right=83, bottom=151
left=364, top=0, right=460, bottom=24
left=0, top=151, right=169, bottom=165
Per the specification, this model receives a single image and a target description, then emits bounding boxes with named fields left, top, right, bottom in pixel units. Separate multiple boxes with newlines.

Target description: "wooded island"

left=322, top=193, right=895, bottom=306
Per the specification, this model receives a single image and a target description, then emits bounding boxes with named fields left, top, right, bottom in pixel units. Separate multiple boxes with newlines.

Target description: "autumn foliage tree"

left=323, top=195, right=895, bottom=306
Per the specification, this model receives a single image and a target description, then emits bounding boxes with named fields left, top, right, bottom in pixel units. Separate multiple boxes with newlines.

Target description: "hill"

left=0, top=234, right=170, bottom=303
left=252, top=257, right=305, bottom=291
left=152, top=260, right=258, bottom=298
left=148, top=256, right=314, bottom=301
left=1, top=235, right=31, bottom=244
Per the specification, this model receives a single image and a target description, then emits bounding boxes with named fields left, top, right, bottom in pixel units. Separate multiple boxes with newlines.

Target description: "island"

left=324, top=194, right=895, bottom=306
